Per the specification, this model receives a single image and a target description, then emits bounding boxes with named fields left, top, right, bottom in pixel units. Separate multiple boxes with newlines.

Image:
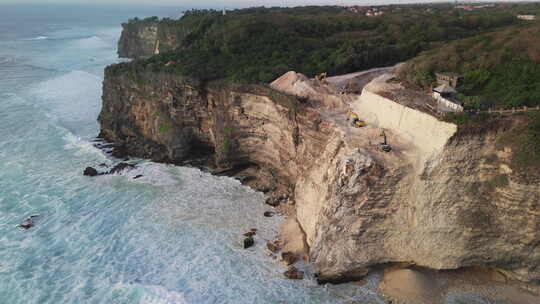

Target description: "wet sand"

left=379, top=266, right=539, bottom=304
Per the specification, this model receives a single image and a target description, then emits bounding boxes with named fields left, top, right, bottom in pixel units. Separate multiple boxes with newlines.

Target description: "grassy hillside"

left=109, top=4, right=526, bottom=83
left=399, top=18, right=540, bottom=170
left=400, top=21, right=540, bottom=109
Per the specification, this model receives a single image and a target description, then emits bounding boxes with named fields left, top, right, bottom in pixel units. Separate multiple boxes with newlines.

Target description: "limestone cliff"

left=117, top=21, right=185, bottom=58
left=99, top=67, right=540, bottom=287
left=99, top=69, right=304, bottom=197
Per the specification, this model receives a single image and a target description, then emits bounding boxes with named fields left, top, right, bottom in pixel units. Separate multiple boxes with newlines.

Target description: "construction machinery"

left=380, top=129, right=392, bottom=152
left=315, top=72, right=328, bottom=85
left=347, top=110, right=366, bottom=128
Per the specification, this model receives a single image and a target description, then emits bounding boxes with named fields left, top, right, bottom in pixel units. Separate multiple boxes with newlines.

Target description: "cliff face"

left=99, top=68, right=540, bottom=285
left=305, top=118, right=540, bottom=284
left=117, top=22, right=185, bottom=58
left=99, top=70, right=308, bottom=197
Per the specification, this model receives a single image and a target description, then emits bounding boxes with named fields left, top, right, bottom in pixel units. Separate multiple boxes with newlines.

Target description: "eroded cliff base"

left=98, top=66, right=540, bottom=291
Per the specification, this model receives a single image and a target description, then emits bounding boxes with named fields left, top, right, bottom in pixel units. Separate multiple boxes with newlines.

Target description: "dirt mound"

left=270, top=71, right=344, bottom=108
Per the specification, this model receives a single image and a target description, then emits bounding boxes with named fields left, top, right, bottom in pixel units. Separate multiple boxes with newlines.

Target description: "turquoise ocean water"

left=0, top=4, right=503, bottom=304
left=0, top=5, right=387, bottom=304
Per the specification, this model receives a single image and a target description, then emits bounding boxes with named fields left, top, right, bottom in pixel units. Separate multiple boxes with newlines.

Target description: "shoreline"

left=92, top=137, right=540, bottom=304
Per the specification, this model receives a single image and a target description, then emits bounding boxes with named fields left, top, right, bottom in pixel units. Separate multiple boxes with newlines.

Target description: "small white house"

left=517, top=15, right=536, bottom=21
left=433, top=84, right=463, bottom=112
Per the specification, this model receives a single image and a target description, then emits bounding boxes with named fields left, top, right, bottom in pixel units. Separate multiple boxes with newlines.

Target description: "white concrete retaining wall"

left=352, top=86, right=457, bottom=159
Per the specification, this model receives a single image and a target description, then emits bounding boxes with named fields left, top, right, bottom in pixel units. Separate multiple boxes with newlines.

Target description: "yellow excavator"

left=347, top=110, right=366, bottom=128
left=315, top=72, right=328, bottom=85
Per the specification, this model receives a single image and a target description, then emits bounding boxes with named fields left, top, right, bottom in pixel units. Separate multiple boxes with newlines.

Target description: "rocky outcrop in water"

left=84, top=167, right=98, bottom=177
left=19, top=215, right=38, bottom=230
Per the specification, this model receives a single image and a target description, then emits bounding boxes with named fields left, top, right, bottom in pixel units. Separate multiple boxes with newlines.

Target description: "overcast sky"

left=0, top=0, right=530, bottom=7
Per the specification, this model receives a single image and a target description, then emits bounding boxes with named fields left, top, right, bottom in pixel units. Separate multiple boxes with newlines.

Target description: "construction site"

left=270, top=66, right=458, bottom=172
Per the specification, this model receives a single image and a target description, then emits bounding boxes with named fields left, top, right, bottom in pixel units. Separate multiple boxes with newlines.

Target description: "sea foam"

left=73, top=35, right=110, bottom=50
left=25, top=35, right=49, bottom=40
left=29, top=70, right=102, bottom=135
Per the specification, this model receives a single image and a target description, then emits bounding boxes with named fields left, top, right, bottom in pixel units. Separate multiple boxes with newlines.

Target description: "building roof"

left=434, top=84, right=457, bottom=94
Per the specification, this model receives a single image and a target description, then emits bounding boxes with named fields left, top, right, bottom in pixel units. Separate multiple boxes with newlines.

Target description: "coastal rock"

left=284, top=266, right=304, bottom=280
left=83, top=167, right=98, bottom=177
left=264, top=211, right=275, bottom=217
left=265, top=197, right=281, bottom=207
left=281, top=252, right=297, bottom=266
left=133, top=175, right=144, bottom=179
left=111, top=146, right=128, bottom=159
left=243, top=231, right=256, bottom=237
left=98, top=65, right=540, bottom=285
left=243, top=236, right=254, bottom=249
left=19, top=215, right=38, bottom=230
left=108, top=162, right=136, bottom=174
left=267, top=241, right=280, bottom=253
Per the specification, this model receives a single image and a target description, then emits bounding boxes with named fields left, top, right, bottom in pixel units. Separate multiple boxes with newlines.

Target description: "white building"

left=433, top=84, right=463, bottom=112
left=517, top=15, right=536, bottom=21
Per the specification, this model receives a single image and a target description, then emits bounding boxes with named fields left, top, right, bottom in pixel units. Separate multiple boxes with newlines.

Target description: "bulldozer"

left=380, top=129, right=392, bottom=152
left=315, top=72, right=328, bottom=85
left=347, top=110, right=366, bottom=128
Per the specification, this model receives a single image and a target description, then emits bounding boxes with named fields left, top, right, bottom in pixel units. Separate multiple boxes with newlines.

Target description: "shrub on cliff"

left=400, top=21, right=540, bottom=109
left=515, top=112, right=540, bottom=168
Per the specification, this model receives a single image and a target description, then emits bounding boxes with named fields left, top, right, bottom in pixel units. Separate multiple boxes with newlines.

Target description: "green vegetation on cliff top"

left=401, top=20, right=540, bottom=109
left=109, top=4, right=530, bottom=83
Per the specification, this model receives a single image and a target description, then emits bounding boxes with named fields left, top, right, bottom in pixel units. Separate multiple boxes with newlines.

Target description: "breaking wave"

left=29, top=69, right=103, bottom=135
left=72, top=35, right=111, bottom=50
left=138, top=285, right=189, bottom=304
left=0, top=56, right=14, bottom=65
left=26, top=35, right=49, bottom=40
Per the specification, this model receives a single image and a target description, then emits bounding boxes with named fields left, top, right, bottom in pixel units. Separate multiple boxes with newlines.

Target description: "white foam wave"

left=63, top=133, right=109, bottom=160
left=95, top=27, right=122, bottom=46
left=109, top=162, right=180, bottom=187
left=73, top=35, right=110, bottom=50
left=139, top=285, right=188, bottom=304
left=30, top=70, right=102, bottom=134
left=0, top=56, right=14, bottom=65
left=26, top=36, right=48, bottom=41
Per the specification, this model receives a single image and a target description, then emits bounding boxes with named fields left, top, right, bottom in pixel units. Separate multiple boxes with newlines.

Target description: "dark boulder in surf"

left=264, top=211, right=275, bottom=217
left=19, top=215, right=38, bottom=230
left=267, top=241, right=280, bottom=253
left=83, top=167, right=98, bottom=177
left=281, top=252, right=298, bottom=266
left=243, top=231, right=256, bottom=237
left=244, top=236, right=255, bottom=249
left=284, top=266, right=304, bottom=280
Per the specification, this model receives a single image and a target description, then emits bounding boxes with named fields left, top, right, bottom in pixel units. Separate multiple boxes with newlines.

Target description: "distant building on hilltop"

left=366, top=9, right=384, bottom=17
left=435, top=72, right=462, bottom=88
left=456, top=4, right=474, bottom=11
left=456, top=4, right=494, bottom=10
left=517, top=15, right=536, bottom=21
left=344, top=6, right=385, bottom=17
